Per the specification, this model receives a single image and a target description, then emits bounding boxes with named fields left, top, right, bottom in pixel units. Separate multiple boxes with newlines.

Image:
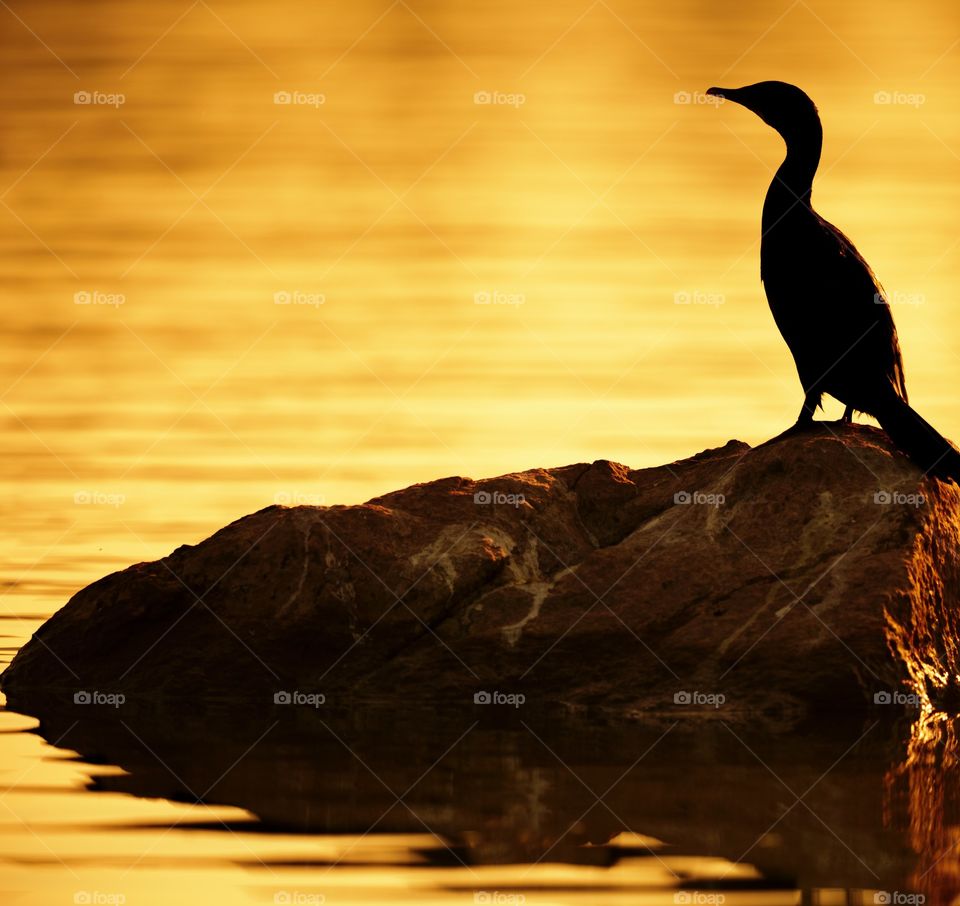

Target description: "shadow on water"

left=6, top=693, right=959, bottom=902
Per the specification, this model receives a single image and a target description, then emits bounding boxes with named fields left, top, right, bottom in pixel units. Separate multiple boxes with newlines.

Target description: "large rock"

left=4, top=423, right=960, bottom=717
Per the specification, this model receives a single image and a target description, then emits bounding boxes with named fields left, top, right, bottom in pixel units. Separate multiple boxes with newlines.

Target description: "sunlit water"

left=2, top=0, right=960, bottom=902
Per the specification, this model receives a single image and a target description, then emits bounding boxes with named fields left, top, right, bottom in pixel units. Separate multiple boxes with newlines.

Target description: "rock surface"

left=4, top=423, right=960, bottom=717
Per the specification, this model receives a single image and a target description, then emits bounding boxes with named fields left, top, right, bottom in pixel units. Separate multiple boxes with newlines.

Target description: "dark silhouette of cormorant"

left=706, top=80, right=960, bottom=482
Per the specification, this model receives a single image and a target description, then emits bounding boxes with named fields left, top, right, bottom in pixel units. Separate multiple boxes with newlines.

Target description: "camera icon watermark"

left=877, top=290, right=925, bottom=307
left=273, top=90, right=326, bottom=108
left=673, top=290, right=725, bottom=306
left=274, top=690, right=326, bottom=708
left=274, top=490, right=325, bottom=506
left=473, top=90, right=526, bottom=108
left=74, top=90, right=125, bottom=107
left=673, top=691, right=726, bottom=709
left=473, top=489, right=526, bottom=508
left=873, top=90, right=925, bottom=108
left=274, top=290, right=325, bottom=307
left=474, top=690, right=525, bottom=708
left=873, top=892, right=925, bottom=905
left=673, top=490, right=725, bottom=508
left=273, top=892, right=325, bottom=905
left=873, top=490, right=924, bottom=507
left=74, top=290, right=125, bottom=307
left=74, top=893, right=127, bottom=905
left=74, top=490, right=126, bottom=508
left=74, top=690, right=125, bottom=708
left=873, top=690, right=923, bottom=708
left=673, top=90, right=724, bottom=107
left=474, top=289, right=525, bottom=306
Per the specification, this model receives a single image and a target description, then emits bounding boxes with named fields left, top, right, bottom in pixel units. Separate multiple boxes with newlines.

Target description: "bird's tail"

left=873, top=389, right=960, bottom=483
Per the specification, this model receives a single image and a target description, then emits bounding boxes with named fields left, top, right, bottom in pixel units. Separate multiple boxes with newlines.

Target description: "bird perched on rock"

left=706, top=80, right=959, bottom=482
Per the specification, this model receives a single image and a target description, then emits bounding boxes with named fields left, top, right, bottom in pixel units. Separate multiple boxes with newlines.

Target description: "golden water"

left=2, top=0, right=960, bottom=902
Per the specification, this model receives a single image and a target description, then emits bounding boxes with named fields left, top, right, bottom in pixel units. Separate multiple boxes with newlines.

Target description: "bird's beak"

left=706, top=86, right=741, bottom=104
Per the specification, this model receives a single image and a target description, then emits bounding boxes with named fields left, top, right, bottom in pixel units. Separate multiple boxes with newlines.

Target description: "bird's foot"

left=784, top=418, right=819, bottom=435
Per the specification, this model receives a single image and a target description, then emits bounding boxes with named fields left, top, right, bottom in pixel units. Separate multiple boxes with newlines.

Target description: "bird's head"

left=706, top=81, right=820, bottom=144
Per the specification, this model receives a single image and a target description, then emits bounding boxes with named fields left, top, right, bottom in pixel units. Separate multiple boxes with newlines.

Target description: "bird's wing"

left=814, top=215, right=908, bottom=403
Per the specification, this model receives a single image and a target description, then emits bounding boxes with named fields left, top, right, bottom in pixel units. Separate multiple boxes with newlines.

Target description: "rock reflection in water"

left=885, top=713, right=960, bottom=906
left=5, top=692, right=936, bottom=895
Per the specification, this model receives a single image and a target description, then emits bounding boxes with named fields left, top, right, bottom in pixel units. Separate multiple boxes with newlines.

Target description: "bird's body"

left=761, top=198, right=908, bottom=416
left=707, top=80, right=959, bottom=481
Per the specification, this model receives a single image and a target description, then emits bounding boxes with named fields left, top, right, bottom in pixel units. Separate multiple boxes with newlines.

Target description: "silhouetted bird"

left=706, top=80, right=960, bottom=482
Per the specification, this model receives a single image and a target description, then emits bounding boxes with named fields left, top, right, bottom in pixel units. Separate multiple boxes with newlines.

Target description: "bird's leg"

left=796, top=391, right=819, bottom=427
left=841, top=405, right=854, bottom=424
left=759, top=392, right=822, bottom=448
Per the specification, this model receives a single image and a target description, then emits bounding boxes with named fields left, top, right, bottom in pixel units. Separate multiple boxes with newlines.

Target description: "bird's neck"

left=762, top=126, right=822, bottom=230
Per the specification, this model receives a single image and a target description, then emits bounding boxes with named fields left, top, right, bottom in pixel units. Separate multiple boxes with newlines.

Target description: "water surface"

left=2, top=0, right=960, bottom=902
